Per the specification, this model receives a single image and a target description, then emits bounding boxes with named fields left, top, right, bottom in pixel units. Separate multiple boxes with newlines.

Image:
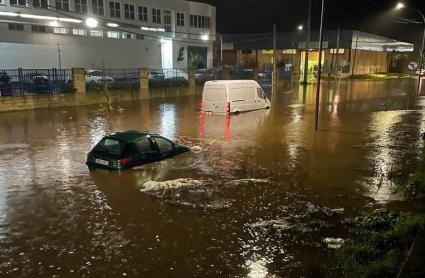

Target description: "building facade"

left=216, top=30, right=414, bottom=76
left=0, top=0, right=216, bottom=69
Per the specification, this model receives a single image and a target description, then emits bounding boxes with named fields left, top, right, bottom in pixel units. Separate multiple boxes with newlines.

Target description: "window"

left=31, top=25, right=46, bottom=32
left=54, top=27, right=68, bottom=34
left=282, top=49, right=297, bottom=54
left=138, top=6, right=148, bottom=22
left=124, top=4, right=135, bottom=20
left=190, top=14, right=210, bottom=29
left=164, top=10, right=171, bottom=32
left=122, top=33, right=132, bottom=39
left=257, top=88, right=265, bottom=99
left=33, top=0, right=48, bottom=8
left=136, top=139, right=155, bottom=153
left=9, top=23, right=24, bottom=31
left=154, top=138, right=174, bottom=153
left=152, top=8, right=161, bottom=23
left=242, top=49, right=252, bottom=54
left=72, top=29, right=85, bottom=35
left=136, top=34, right=144, bottom=40
left=10, top=0, right=26, bottom=5
left=75, top=0, right=88, bottom=13
left=107, top=31, right=119, bottom=38
left=261, top=50, right=274, bottom=55
left=90, top=30, right=103, bottom=37
left=94, top=138, right=126, bottom=156
left=330, top=49, right=345, bottom=54
left=56, top=0, right=70, bottom=11
left=92, top=0, right=104, bottom=16
left=177, top=12, right=184, bottom=27
left=109, top=1, right=121, bottom=18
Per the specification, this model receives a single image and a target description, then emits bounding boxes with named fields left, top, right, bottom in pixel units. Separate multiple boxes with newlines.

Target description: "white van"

left=202, top=80, right=271, bottom=114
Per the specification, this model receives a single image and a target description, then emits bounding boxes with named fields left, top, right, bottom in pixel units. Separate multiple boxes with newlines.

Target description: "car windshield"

left=93, top=138, right=127, bottom=156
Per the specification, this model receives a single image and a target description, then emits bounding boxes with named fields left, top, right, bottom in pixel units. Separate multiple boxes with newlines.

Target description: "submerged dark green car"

left=86, top=130, right=190, bottom=170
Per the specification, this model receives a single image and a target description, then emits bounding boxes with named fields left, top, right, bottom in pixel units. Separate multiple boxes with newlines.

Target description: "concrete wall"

left=0, top=68, right=201, bottom=113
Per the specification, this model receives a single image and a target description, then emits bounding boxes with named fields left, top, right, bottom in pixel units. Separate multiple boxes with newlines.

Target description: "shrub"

left=149, top=78, right=190, bottom=89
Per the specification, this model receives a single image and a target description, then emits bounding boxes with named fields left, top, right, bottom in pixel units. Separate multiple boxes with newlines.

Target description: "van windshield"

left=94, top=138, right=127, bottom=156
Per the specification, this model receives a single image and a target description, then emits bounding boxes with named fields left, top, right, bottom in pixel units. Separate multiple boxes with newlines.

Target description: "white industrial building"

left=0, top=0, right=216, bottom=69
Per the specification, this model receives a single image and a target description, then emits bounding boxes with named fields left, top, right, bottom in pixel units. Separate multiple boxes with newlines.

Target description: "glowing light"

left=396, top=3, right=405, bottom=10
left=107, top=23, right=119, bottom=27
left=202, top=34, right=209, bottom=41
left=85, top=18, right=98, bottom=28
left=59, top=18, right=82, bottom=23
left=298, top=25, right=303, bottom=30
left=141, top=27, right=150, bottom=31
left=0, top=12, right=18, bottom=17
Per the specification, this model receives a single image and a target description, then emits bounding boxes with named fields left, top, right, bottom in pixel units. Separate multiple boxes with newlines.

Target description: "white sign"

left=408, top=61, right=418, bottom=71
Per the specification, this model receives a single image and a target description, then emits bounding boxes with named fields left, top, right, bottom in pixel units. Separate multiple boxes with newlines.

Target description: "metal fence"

left=0, top=68, right=73, bottom=96
left=148, top=69, right=189, bottom=81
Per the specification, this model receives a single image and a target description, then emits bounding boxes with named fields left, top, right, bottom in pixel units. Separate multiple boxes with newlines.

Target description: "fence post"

left=224, top=68, right=231, bottom=80
left=18, top=68, right=23, bottom=96
left=139, top=68, right=149, bottom=99
left=188, top=68, right=195, bottom=95
left=72, top=68, right=86, bottom=94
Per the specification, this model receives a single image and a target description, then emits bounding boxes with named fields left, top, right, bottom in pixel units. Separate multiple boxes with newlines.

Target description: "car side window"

left=136, top=139, right=155, bottom=153
left=154, top=137, right=174, bottom=153
left=257, top=88, right=265, bottom=99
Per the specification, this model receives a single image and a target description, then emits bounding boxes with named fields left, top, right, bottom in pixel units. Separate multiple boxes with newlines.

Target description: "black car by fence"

left=0, top=73, right=12, bottom=96
left=24, top=74, right=52, bottom=93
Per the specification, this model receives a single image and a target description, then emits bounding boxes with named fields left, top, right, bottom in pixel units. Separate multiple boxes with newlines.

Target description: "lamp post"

left=396, top=2, right=425, bottom=94
left=314, top=0, right=325, bottom=131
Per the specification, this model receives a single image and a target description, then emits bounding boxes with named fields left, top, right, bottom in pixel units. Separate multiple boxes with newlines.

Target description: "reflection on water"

left=0, top=79, right=423, bottom=277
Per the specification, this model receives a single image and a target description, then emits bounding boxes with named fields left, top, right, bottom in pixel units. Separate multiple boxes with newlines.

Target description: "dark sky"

left=196, top=0, right=425, bottom=44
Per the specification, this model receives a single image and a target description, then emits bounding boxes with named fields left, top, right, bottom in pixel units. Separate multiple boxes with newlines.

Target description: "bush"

left=149, top=78, right=190, bottom=89
left=86, top=81, right=139, bottom=92
left=61, top=82, right=77, bottom=93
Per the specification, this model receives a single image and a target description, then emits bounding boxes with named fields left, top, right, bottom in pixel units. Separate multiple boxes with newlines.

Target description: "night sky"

left=196, top=0, right=425, bottom=45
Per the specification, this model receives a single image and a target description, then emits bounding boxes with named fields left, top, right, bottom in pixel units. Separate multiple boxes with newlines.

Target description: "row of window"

left=242, top=49, right=346, bottom=55
left=6, top=0, right=210, bottom=29
left=8, top=23, right=144, bottom=39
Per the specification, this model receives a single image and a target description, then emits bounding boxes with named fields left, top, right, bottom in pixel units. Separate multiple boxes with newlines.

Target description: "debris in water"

left=323, top=238, right=345, bottom=249
left=191, top=146, right=203, bottom=153
left=140, top=179, right=202, bottom=192
left=330, top=208, right=345, bottom=215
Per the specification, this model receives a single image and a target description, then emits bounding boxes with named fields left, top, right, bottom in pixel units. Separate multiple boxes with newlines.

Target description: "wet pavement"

left=0, top=78, right=425, bottom=277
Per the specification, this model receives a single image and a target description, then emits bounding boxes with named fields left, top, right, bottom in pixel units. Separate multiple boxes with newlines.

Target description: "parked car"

left=195, top=69, right=208, bottom=78
left=148, top=70, right=165, bottom=80
left=86, top=70, right=114, bottom=83
left=163, top=69, right=188, bottom=80
left=416, top=69, right=425, bottom=76
left=231, top=68, right=254, bottom=80
left=0, top=73, right=12, bottom=96
left=25, top=75, right=52, bottom=93
left=86, top=130, right=190, bottom=171
left=196, top=68, right=223, bottom=84
left=202, top=80, right=270, bottom=114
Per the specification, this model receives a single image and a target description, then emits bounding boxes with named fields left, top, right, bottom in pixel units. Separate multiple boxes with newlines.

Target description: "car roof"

left=107, top=130, right=160, bottom=143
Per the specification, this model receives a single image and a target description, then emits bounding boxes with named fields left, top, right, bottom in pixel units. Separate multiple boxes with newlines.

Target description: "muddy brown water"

left=0, top=79, right=424, bottom=277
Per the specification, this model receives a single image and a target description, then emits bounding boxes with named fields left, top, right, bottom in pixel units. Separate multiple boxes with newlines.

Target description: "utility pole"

left=58, top=44, right=62, bottom=70
left=303, top=0, right=311, bottom=84
left=273, top=24, right=277, bottom=97
left=335, top=27, right=340, bottom=80
left=314, top=0, right=325, bottom=131
left=351, top=37, right=359, bottom=76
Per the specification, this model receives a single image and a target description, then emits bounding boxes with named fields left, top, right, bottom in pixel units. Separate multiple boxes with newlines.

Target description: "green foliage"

left=149, top=78, right=190, bottom=89
left=86, top=81, right=139, bottom=92
left=61, top=82, right=77, bottom=93
left=188, top=51, right=205, bottom=69
left=403, top=173, right=425, bottom=200
left=322, top=209, right=425, bottom=278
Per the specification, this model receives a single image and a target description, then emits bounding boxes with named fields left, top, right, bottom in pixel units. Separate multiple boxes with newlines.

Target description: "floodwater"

left=0, top=78, right=424, bottom=277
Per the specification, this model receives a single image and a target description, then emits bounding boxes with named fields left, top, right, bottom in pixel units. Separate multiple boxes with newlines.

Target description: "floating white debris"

left=323, top=238, right=345, bottom=249
left=140, top=179, right=202, bottom=192
left=190, top=146, right=203, bottom=153
left=330, top=208, right=345, bottom=215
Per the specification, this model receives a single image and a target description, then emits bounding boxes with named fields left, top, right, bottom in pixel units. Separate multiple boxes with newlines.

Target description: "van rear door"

left=203, top=83, right=227, bottom=113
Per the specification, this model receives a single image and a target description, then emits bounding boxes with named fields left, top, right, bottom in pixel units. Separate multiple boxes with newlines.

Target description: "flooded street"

left=1, top=78, right=425, bottom=277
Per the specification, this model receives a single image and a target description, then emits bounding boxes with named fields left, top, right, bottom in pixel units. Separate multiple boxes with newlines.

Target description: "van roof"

left=204, top=80, right=259, bottom=85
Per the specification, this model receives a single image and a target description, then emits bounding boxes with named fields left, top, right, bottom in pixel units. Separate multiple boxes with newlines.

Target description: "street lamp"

left=298, top=25, right=303, bottom=31
left=396, top=2, right=425, bottom=94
